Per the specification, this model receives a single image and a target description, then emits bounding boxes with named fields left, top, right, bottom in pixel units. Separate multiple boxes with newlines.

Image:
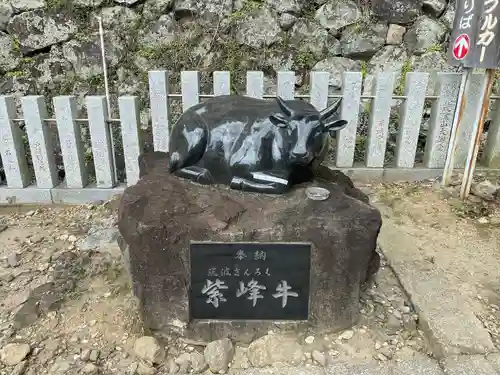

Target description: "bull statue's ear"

left=269, top=113, right=288, bottom=128
left=324, top=119, right=348, bottom=136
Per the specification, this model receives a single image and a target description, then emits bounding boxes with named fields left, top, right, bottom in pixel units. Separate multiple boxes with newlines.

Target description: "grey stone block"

left=486, top=353, right=500, bottom=373
left=378, top=220, right=496, bottom=358
left=392, top=357, right=444, bottom=374
left=443, top=355, right=498, bottom=375
left=0, top=187, right=52, bottom=204
left=51, top=184, right=125, bottom=204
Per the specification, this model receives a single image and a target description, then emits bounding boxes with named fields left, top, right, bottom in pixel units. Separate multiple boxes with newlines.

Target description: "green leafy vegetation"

left=229, top=0, right=263, bottom=22
left=395, top=58, right=412, bottom=95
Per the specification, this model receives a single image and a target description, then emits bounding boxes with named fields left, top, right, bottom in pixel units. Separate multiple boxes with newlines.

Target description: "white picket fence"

left=0, top=70, right=499, bottom=204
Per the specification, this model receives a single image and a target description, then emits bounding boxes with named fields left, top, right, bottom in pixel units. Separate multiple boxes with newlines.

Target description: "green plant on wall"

left=229, top=0, right=263, bottom=22
left=294, top=50, right=317, bottom=69
left=361, top=61, right=368, bottom=79
left=395, top=59, right=412, bottom=95
left=424, top=44, right=442, bottom=53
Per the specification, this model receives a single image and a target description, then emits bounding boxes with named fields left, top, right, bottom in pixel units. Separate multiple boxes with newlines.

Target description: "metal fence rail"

left=0, top=70, right=499, bottom=204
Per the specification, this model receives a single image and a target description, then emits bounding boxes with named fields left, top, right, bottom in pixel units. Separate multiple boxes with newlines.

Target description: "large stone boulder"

left=118, top=152, right=381, bottom=341
left=371, top=0, right=421, bottom=24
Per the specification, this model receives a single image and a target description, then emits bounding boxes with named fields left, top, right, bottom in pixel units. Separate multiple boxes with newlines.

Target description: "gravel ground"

left=0, top=197, right=434, bottom=375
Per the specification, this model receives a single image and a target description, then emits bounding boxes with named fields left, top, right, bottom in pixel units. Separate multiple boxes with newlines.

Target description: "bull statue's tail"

left=168, top=152, right=182, bottom=173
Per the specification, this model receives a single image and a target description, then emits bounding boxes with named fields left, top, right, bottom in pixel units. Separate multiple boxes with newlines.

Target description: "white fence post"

left=394, top=72, right=429, bottom=168
left=53, top=96, right=88, bottom=188
left=213, top=71, right=231, bottom=96
left=181, top=71, right=200, bottom=112
left=365, top=72, right=396, bottom=168
left=149, top=70, right=170, bottom=153
left=0, top=96, right=31, bottom=188
left=336, top=72, right=363, bottom=168
left=87, top=96, right=116, bottom=188
left=310, top=71, right=329, bottom=111
left=424, top=73, right=462, bottom=168
left=453, top=73, right=486, bottom=168
left=22, top=96, right=58, bottom=189
left=246, top=71, right=264, bottom=99
left=119, top=96, right=142, bottom=186
left=277, top=71, right=295, bottom=100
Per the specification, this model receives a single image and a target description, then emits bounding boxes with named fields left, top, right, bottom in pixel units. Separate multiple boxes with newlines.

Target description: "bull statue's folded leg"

left=174, top=166, right=215, bottom=185
left=230, top=172, right=290, bottom=194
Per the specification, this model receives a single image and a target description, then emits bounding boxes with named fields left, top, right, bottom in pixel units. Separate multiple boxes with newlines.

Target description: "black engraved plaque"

left=189, top=242, right=311, bottom=320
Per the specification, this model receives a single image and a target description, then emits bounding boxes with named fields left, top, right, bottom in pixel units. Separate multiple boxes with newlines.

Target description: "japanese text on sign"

left=202, top=250, right=298, bottom=308
left=202, top=278, right=299, bottom=308
left=478, top=0, right=498, bottom=62
left=459, top=0, right=475, bottom=29
left=189, top=242, right=311, bottom=320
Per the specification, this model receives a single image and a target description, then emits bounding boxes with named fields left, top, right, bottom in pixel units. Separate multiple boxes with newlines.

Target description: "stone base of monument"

left=117, top=152, right=382, bottom=343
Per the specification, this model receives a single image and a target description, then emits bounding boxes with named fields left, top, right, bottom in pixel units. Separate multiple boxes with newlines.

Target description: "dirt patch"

left=369, top=175, right=500, bottom=351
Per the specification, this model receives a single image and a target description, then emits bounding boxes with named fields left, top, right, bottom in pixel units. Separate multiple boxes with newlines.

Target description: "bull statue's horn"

left=275, top=96, right=293, bottom=117
left=319, top=98, right=342, bottom=121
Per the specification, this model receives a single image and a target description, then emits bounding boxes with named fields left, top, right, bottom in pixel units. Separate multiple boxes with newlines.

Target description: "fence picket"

left=0, top=96, right=31, bottom=188
left=87, top=96, right=116, bottom=188
left=454, top=73, right=485, bottom=168
left=336, top=72, right=363, bottom=168
left=483, top=101, right=500, bottom=168
left=424, top=73, right=462, bottom=168
left=21, top=96, right=58, bottom=188
left=149, top=70, right=170, bottom=153
left=365, top=72, right=396, bottom=167
left=53, top=96, right=87, bottom=188
left=309, top=71, right=329, bottom=110
left=246, top=71, right=264, bottom=99
left=394, top=72, right=429, bottom=168
left=181, top=71, right=199, bottom=112
left=213, top=71, right=231, bottom=96
left=119, top=96, right=142, bottom=186
left=277, top=71, right=295, bottom=100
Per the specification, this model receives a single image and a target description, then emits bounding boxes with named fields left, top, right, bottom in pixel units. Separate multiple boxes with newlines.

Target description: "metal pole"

left=460, top=68, right=496, bottom=200
left=441, top=68, right=471, bottom=186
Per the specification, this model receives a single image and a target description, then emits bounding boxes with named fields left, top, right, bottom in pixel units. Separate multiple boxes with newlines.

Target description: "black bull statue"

left=168, top=94, right=348, bottom=194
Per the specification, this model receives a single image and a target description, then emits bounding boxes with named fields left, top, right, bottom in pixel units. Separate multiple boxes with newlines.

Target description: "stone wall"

left=0, top=0, right=496, bottom=178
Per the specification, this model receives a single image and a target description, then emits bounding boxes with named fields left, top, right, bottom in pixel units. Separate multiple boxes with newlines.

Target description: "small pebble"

left=312, top=350, right=326, bottom=366
left=304, top=336, right=315, bottom=344
left=89, top=349, right=99, bottom=362
left=338, top=330, right=354, bottom=340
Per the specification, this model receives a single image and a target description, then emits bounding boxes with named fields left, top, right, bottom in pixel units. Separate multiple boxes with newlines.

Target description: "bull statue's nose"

left=292, top=151, right=307, bottom=157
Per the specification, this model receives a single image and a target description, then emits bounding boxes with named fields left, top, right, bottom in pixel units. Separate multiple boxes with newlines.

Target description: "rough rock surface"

left=314, top=0, right=362, bottom=34
left=204, top=338, right=234, bottom=373
left=118, top=152, right=382, bottom=340
left=340, top=23, right=388, bottom=58
left=404, top=16, right=447, bottom=55
left=133, top=336, right=165, bottom=364
left=371, top=0, right=421, bottom=23
left=247, top=335, right=303, bottom=367
left=0, top=343, right=31, bottom=366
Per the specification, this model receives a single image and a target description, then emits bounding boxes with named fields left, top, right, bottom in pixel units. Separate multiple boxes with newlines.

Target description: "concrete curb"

left=377, top=217, right=496, bottom=359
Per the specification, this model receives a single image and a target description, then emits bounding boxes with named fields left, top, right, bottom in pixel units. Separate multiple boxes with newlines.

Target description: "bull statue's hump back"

left=168, top=94, right=348, bottom=194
